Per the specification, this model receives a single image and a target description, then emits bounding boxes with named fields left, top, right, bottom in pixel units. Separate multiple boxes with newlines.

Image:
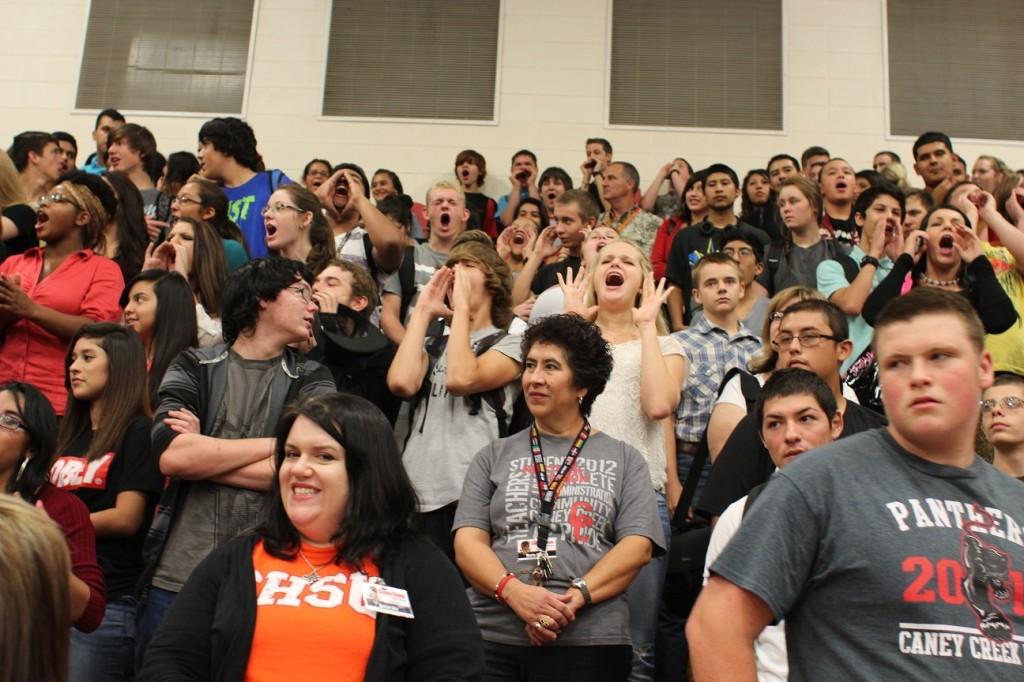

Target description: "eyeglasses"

left=771, top=332, right=839, bottom=350
left=172, top=195, right=202, bottom=206
left=39, top=191, right=80, bottom=209
left=287, top=285, right=313, bottom=303
left=981, top=396, right=1024, bottom=414
left=261, top=202, right=305, bottom=217
left=0, top=413, right=25, bottom=432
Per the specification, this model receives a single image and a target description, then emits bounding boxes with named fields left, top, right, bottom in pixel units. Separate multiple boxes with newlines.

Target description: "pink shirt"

left=0, top=248, right=123, bottom=414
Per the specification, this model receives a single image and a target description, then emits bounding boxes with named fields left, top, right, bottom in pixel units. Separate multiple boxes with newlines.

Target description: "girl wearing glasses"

left=143, top=216, right=228, bottom=346
left=0, top=171, right=124, bottom=415
left=50, top=323, right=163, bottom=681
left=0, top=380, right=106, bottom=636
left=170, top=175, right=249, bottom=270
left=263, top=184, right=336, bottom=275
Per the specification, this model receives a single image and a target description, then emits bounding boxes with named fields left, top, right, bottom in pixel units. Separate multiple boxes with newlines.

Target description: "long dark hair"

left=122, top=270, right=199, bottom=406
left=175, top=217, right=229, bottom=317
left=676, top=170, right=707, bottom=225
left=57, top=323, right=150, bottom=462
left=260, top=394, right=419, bottom=567
left=101, top=170, right=148, bottom=278
left=0, top=382, right=58, bottom=504
left=740, top=169, right=779, bottom=236
left=184, top=175, right=249, bottom=253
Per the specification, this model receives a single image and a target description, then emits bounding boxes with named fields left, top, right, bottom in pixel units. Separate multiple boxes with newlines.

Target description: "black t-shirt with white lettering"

left=49, top=416, right=162, bottom=599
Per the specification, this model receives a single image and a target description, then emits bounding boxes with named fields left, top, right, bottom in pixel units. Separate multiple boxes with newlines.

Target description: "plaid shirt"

left=672, top=316, right=762, bottom=442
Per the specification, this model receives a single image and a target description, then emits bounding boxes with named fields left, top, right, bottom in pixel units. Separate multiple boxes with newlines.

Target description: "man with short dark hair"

left=695, top=299, right=887, bottom=520
left=7, top=131, right=64, bottom=204
left=598, top=161, right=662, bottom=256
left=818, top=183, right=905, bottom=381
left=197, top=117, right=291, bottom=258
left=701, top=367, right=842, bottom=682
left=689, top=288, right=1024, bottom=681
left=581, top=137, right=613, bottom=209
left=665, top=164, right=770, bottom=330
left=136, top=257, right=335, bottom=660
left=82, top=108, right=125, bottom=175
left=819, top=158, right=858, bottom=250
left=497, top=149, right=540, bottom=228
left=800, top=146, right=829, bottom=183
left=913, top=131, right=956, bottom=205
left=873, top=150, right=901, bottom=173
left=52, top=131, right=77, bottom=172
left=767, top=153, right=800, bottom=190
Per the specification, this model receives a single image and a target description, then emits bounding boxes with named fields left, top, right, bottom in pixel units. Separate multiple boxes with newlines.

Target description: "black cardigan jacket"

left=139, top=534, right=484, bottom=682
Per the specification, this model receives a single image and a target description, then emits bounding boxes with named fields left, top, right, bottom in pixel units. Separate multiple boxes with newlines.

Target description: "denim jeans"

left=133, top=586, right=178, bottom=674
left=69, top=596, right=137, bottom=682
left=483, top=641, right=632, bottom=682
left=626, top=491, right=671, bottom=682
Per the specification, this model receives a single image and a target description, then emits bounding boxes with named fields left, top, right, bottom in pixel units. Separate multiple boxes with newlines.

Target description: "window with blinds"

left=887, top=0, right=1024, bottom=141
left=322, top=0, right=500, bottom=121
left=76, top=0, right=255, bottom=114
left=609, top=0, right=782, bottom=130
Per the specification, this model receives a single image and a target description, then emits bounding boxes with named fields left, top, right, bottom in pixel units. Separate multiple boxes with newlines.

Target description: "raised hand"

left=953, top=224, right=983, bottom=263
left=632, top=272, right=672, bottom=326
left=531, top=226, right=561, bottom=261
left=416, top=266, right=454, bottom=319
left=451, top=264, right=474, bottom=313
left=557, top=266, right=599, bottom=321
left=902, top=228, right=928, bottom=263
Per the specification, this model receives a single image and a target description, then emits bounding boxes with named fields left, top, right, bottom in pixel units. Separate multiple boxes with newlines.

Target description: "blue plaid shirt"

left=672, top=316, right=762, bottom=442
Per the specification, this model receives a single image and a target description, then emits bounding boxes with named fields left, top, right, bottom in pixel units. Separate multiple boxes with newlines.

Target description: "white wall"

left=2, top=0, right=1022, bottom=202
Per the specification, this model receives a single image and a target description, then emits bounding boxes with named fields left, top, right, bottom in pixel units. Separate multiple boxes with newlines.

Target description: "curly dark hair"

left=521, top=314, right=613, bottom=417
left=198, top=117, right=262, bottom=172
left=260, top=393, right=419, bottom=568
left=220, top=257, right=312, bottom=344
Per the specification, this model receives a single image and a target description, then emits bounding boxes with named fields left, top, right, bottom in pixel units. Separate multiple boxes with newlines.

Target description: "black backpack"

left=407, top=320, right=518, bottom=441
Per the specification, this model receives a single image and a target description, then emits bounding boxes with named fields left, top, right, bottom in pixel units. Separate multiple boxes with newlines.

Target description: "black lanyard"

left=529, top=420, right=591, bottom=552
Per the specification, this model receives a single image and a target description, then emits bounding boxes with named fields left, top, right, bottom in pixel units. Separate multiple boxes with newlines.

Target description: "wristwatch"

left=860, top=255, right=880, bottom=269
left=570, top=577, right=592, bottom=606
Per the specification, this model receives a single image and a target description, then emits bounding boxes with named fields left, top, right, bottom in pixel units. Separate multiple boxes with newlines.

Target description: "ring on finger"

left=538, top=615, right=555, bottom=629
left=534, top=621, right=545, bottom=630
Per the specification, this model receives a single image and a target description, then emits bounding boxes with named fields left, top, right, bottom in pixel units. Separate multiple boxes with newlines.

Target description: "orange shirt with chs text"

left=244, top=541, right=379, bottom=682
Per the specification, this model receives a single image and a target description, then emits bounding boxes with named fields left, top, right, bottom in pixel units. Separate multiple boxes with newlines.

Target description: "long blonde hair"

left=0, top=495, right=70, bottom=682
left=0, top=149, right=27, bottom=209
left=589, top=238, right=669, bottom=334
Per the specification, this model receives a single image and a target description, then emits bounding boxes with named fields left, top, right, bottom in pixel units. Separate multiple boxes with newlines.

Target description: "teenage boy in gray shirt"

left=688, top=288, right=1024, bottom=680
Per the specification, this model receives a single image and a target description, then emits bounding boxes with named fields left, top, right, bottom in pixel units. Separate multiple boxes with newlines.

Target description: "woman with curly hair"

left=454, top=313, right=664, bottom=680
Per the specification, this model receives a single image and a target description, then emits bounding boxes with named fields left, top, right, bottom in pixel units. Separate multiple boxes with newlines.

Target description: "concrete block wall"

left=1, top=0, right=1021, bottom=203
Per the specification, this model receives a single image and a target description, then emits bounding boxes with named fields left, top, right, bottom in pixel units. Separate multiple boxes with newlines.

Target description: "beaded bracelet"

left=494, top=572, right=516, bottom=603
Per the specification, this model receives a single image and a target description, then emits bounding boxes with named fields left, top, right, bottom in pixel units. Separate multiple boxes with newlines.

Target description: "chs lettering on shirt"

left=254, top=568, right=377, bottom=614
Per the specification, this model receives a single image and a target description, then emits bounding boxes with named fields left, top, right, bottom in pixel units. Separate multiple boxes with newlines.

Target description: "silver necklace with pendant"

left=298, top=549, right=334, bottom=584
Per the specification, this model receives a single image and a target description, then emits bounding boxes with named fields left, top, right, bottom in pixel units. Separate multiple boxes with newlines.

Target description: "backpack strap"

left=742, top=482, right=768, bottom=518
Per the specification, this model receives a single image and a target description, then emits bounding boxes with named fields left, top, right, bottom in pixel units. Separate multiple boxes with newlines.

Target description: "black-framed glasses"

left=0, top=413, right=25, bottom=432
left=981, top=396, right=1024, bottom=414
left=722, top=247, right=755, bottom=259
left=771, top=332, right=839, bottom=350
left=286, top=285, right=313, bottom=303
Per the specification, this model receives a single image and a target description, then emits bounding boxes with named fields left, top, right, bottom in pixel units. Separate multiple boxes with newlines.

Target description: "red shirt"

left=651, top=216, right=686, bottom=282
left=0, top=248, right=123, bottom=414
left=37, top=483, right=107, bottom=632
